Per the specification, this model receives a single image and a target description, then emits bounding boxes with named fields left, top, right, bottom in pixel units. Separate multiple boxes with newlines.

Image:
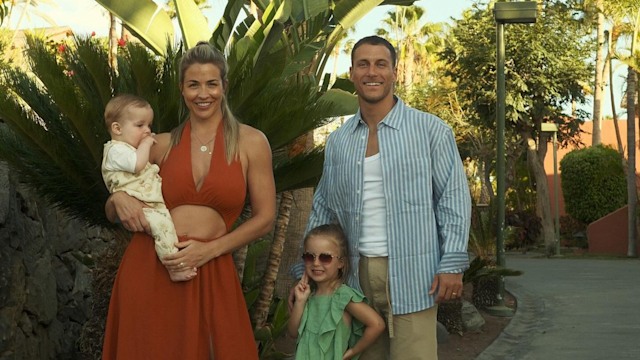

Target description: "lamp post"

left=488, top=1, right=537, bottom=317
left=541, top=123, right=561, bottom=257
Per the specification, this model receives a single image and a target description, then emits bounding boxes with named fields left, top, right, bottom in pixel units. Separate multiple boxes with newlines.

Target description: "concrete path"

left=477, top=254, right=640, bottom=360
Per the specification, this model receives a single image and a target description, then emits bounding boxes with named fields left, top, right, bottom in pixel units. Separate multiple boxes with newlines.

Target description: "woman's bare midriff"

left=170, top=205, right=227, bottom=240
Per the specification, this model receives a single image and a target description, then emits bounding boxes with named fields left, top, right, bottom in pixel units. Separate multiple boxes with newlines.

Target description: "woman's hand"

left=106, top=191, right=150, bottom=233
left=161, top=240, right=213, bottom=272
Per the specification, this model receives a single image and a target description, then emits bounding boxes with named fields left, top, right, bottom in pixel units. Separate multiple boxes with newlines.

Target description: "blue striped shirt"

left=305, top=97, right=471, bottom=315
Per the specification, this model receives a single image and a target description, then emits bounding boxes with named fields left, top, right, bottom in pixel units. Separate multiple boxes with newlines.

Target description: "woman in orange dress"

left=102, top=42, right=276, bottom=359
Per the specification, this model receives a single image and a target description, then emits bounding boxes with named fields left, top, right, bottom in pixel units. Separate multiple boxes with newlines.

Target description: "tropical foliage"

left=441, top=0, right=593, bottom=251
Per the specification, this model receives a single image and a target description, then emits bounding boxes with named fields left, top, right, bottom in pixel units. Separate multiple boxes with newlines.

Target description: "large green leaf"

left=290, top=0, right=329, bottom=22
left=273, top=149, right=325, bottom=193
left=211, top=0, right=245, bottom=50
left=174, top=0, right=211, bottom=49
left=317, top=88, right=358, bottom=116
left=94, top=0, right=174, bottom=55
left=381, top=0, right=417, bottom=5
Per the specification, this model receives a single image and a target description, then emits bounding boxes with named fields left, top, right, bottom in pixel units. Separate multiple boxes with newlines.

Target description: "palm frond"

left=463, top=257, right=523, bottom=284
left=237, top=79, right=335, bottom=150
left=24, top=36, right=103, bottom=165
left=273, top=147, right=324, bottom=193
left=69, top=36, right=113, bottom=113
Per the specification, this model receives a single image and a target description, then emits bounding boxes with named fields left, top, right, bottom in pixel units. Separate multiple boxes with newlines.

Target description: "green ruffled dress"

left=295, top=284, right=366, bottom=360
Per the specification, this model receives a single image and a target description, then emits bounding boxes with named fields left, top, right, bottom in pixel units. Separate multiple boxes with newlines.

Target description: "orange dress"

left=102, top=122, right=258, bottom=359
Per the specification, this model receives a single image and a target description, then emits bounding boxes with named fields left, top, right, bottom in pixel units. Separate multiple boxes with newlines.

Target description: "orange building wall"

left=587, top=205, right=630, bottom=255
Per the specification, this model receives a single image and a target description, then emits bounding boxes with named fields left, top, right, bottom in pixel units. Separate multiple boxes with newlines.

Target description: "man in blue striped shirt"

left=292, top=36, right=471, bottom=359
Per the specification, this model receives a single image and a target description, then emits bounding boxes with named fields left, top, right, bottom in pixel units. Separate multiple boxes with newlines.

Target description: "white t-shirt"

left=359, top=153, right=388, bottom=257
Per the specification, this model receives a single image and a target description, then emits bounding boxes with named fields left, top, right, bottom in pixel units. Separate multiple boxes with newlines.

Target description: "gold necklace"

left=193, top=131, right=215, bottom=155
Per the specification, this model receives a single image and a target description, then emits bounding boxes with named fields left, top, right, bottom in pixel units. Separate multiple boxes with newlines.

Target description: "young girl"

left=287, top=224, right=385, bottom=360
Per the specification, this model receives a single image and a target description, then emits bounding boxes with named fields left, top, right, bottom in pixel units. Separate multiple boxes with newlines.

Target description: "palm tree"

left=606, top=0, right=639, bottom=258
left=375, top=5, right=445, bottom=103
left=376, top=5, right=424, bottom=93
left=573, top=0, right=607, bottom=146
left=593, top=0, right=606, bottom=145
left=604, top=25, right=626, bottom=153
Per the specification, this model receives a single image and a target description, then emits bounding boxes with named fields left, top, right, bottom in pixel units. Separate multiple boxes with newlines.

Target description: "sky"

left=5, top=0, right=469, bottom=36
left=4, top=0, right=620, bottom=118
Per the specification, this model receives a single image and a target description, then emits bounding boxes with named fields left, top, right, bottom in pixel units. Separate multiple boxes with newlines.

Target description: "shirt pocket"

left=394, top=157, right=433, bottom=208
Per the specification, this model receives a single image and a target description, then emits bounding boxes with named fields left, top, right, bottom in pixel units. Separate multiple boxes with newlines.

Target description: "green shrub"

left=560, top=145, right=626, bottom=224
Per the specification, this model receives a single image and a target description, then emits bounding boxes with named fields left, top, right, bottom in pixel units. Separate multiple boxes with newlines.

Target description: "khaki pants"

left=359, top=257, right=438, bottom=360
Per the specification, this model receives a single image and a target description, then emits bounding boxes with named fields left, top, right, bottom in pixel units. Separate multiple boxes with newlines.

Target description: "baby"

left=101, top=94, right=196, bottom=282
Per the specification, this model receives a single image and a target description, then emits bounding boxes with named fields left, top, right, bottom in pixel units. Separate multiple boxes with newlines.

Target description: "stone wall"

left=0, top=162, right=112, bottom=359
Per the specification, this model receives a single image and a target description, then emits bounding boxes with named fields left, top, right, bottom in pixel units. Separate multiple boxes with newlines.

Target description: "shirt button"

left=357, top=161, right=361, bottom=166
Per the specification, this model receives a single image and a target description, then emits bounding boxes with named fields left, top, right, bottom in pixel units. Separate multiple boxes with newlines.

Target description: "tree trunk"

left=523, top=131, right=555, bottom=254
left=437, top=300, right=463, bottom=335
left=607, top=48, right=623, bottom=154
left=253, top=191, right=294, bottom=329
left=472, top=276, right=500, bottom=309
left=108, top=13, right=118, bottom=71
left=275, top=188, right=314, bottom=299
left=404, top=43, right=414, bottom=94
left=627, top=68, right=638, bottom=257
left=480, top=159, right=493, bottom=204
left=592, top=0, right=605, bottom=145
left=274, top=134, right=317, bottom=299
left=232, top=205, right=254, bottom=282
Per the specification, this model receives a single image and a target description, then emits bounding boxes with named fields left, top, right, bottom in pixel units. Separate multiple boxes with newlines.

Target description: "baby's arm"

left=287, top=274, right=311, bottom=338
left=342, top=301, right=385, bottom=360
left=134, top=135, right=156, bottom=173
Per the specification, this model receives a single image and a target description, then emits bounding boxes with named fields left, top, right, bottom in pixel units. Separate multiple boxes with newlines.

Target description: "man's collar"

left=350, top=96, right=403, bottom=133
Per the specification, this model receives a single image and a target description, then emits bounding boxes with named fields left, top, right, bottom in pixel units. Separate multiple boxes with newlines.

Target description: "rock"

left=437, top=321, right=449, bottom=344
left=0, top=161, right=111, bottom=358
left=461, top=300, right=485, bottom=332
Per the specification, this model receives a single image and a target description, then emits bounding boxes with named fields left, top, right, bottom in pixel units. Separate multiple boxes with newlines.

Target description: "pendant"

left=200, top=145, right=208, bottom=152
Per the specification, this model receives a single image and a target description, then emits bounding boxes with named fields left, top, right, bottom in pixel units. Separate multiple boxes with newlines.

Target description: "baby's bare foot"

left=169, top=268, right=197, bottom=282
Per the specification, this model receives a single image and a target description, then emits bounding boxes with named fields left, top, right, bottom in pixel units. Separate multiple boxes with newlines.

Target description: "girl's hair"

left=104, top=94, right=151, bottom=133
left=170, top=41, right=239, bottom=164
left=303, top=223, right=350, bottom=282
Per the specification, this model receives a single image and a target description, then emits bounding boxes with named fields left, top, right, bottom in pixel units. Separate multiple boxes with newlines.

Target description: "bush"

left=560, top=145, right=626, bottom=224
left=559, top=215, right=587, bottom=248
left=505, top=210, right=542, bottom=250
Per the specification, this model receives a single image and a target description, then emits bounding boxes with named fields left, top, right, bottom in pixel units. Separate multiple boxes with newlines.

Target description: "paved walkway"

left=477, top=253, right=640, bottom=360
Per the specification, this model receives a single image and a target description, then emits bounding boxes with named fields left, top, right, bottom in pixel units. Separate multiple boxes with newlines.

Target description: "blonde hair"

left=303, top=224, right=350, bottom=282
left=170, top=41, right=240, bottom=164
left=104, top=94, right=151, bottom=134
